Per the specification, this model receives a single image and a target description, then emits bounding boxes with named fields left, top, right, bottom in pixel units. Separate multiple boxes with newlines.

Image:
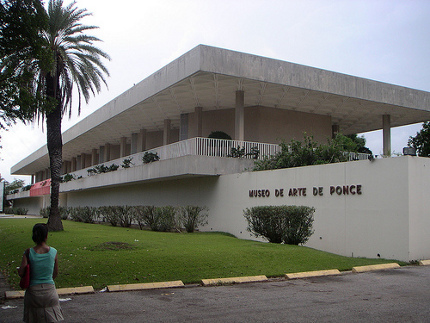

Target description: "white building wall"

left=408, top=157, right=430, bottom=260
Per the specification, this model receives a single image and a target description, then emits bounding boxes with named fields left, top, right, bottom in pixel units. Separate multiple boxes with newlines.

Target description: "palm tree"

left=1, top=0, right=110, bottom=230
left=43, top=0, right=110, bottom=230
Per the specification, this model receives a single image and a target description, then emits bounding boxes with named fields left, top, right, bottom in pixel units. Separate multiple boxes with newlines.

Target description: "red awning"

left=30, top=179, right=51, bottom=196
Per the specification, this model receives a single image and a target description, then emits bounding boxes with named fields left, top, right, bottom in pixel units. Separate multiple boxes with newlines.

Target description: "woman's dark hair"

left=32, top=223, right=48, bottom=244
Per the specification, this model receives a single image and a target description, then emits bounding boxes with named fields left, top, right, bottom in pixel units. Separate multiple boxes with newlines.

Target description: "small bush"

left=61, top=173, right=76, bottom=182
left=178, top=206, right=209, bottom=233
left=99, top=206, right=119, bottom=226
left=134, top=205, right=155, bottom=230
left=152, top=206, right=177, bottom=232
left=253, top=135, right=350, bottom=171
left=142, top=152, right=160, bottom=164
left=69, top=206, right=98, bottom=223
left=88, top=164, right=119, bottom=175
left=244, top=205, right=315, bottom=245
left=40, top=207, right=69, bottom=219
left=114, top=206, right=134, bottom=227
left=121, top=157, right=134, bottom=168
left=4, top=207, right=28, bottom=215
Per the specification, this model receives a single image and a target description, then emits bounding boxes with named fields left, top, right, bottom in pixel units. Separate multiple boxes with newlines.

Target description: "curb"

left=107, top=281, right=184, bottom=292
left=419, top=260, right=430, bottom=266
left=286, top=269, right=341, bottom=279
left=352, top=263, right=400, bottom=273
left=201, top=275, right=268, bottom=286
left=5, top=286, right=94, bottom=299
left=4, top=262, right=413, bottom=299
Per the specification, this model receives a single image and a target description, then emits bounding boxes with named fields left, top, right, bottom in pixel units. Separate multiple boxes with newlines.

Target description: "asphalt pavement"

left=2, top=265, right=430, bottom=322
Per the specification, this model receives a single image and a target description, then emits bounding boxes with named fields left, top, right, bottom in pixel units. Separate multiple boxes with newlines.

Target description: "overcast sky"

left=1, top=0, right=430, bottom=184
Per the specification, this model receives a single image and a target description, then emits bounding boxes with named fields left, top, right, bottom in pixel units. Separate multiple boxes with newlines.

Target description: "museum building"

left=8, top=45, right=430, bottom=261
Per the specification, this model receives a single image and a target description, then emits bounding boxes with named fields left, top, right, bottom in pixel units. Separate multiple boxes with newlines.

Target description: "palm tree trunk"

left=46, top=73, right=64, bottom=231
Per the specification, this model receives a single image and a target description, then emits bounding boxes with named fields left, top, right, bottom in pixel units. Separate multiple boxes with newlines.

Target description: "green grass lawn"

left=0, top=218, right=405, bottom=290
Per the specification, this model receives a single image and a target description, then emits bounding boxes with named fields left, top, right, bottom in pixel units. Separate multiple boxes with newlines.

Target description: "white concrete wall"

left=408, top=157, right=430, bottom=260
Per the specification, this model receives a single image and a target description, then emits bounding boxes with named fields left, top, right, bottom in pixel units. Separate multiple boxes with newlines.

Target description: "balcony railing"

left=65, top=137, right=371, bottom=180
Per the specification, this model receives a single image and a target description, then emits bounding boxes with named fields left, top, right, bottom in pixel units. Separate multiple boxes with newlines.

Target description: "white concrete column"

left=71, top=157, right=77, bottom=172
left=164, top=119, right=171, bottom=146
left=138, top=129, right=147, bottom=152
left=235, top=90, right=244, bottom=141
left=64, top=161, right=71, bottom=173
left=104, top=143, right=111, bottom=162
left=120, top=137, right=127, bottom=157
left=80, top=153, right=87, bottom=169
left=195, top=107, right=202, bottom=137
left=99, top=146, right=105, bottom=163
left=91, top=149, right=98, bottom=166
left=180, top=113, right=189, bottom=140
left=131, top=133, right=138, bottom=154
left=383, top=114, right=391, bottom=156
left=61, top=162, right=66, bottom=175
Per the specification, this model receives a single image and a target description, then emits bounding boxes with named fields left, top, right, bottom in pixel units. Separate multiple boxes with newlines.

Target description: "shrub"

left=178, top=205, right=209, bottom=233
left=142, top=152, right=160, bottom=164
left=108, top=164, right=119, bottom=172
left=4, top=207, right=28, bottom=215
left=40, top=207, right=50, bottom=218
left=88, top=164, right=119, bottom=175
left=114, top=206, right=134, bottom=227
left=243, top=205, right=315, bottom=245
left=121, top=157, right=134, bottom=168
left=99, top=206, right=119, bottom=226
left=134, top=205, right=156, bottom=230
left=229, top=146, right=246, bottom=158
left=40, top=207, right=69, bottom=220
left=69, top=206, right=98, bottom=223
left=253, top=135, right=350, bottom=171
left=61, top=173, right=76, bottom=182
left=152, top=206, right=177, bottom=232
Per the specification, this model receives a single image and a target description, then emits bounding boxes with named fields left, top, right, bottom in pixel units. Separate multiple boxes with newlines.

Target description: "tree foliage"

left=253, top=134, right=371, bottom=171
left=0, top=0, right=51, bottom=129
left=408, top=121, right=430, bottom=157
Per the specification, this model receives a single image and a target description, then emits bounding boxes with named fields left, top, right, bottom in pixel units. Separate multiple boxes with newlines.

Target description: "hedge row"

left=40, top=205, right=208, bottom=233
left=3, top=207, right=28, bottom=215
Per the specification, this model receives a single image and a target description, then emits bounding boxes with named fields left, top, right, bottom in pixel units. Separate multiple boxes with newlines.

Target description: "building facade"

left=8, top=45, right=430, bottom=261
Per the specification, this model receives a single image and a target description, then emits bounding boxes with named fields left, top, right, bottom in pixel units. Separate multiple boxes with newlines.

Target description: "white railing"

left=64, top=138, right=371, bottom=180
left=346, top=152, right=372, bottom=161
left=155, top=137, right=280, bottom=160
left=66, top=138, right=280, bottom=180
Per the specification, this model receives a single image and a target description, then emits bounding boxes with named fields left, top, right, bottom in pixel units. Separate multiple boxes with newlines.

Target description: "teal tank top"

left=29, top=247, right=57, bottom=286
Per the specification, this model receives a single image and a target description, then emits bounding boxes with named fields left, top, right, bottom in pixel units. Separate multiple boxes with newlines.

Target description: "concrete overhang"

left=59, top=155, right=254, bottom=192
left=12, top=45, right=430, bottom=175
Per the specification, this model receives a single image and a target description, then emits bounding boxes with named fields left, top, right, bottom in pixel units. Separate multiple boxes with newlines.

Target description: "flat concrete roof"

left=12, top=45, right=430, bottom=175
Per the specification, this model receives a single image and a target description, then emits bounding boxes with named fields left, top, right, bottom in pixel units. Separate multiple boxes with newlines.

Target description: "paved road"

left=2, top=266, right=430, bottom=322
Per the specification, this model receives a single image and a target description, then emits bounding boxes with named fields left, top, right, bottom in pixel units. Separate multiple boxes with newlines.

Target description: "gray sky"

left=1, top=0, right=430, bottom=183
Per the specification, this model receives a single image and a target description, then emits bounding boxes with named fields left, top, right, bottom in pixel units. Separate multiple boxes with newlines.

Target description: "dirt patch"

left=89, top=242, right=135, bottom=251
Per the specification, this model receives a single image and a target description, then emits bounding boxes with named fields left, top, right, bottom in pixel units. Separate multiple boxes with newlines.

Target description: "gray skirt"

left=24, top=284, right=64, bottom=322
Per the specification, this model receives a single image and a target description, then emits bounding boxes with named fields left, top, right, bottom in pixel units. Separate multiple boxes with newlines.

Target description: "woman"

left=18, top=223, right=64, bottom=322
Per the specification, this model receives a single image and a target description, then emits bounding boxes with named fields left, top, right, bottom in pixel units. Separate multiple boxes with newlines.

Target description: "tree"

left=0, top=0, right=51, bottom=129
left=345, top=134, right=372, bottom=155
left=3, top=0, right=110, bottom=230
left=408, top=121, right=430, bottom=157
left=2, top=178, right=25, bottom=208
